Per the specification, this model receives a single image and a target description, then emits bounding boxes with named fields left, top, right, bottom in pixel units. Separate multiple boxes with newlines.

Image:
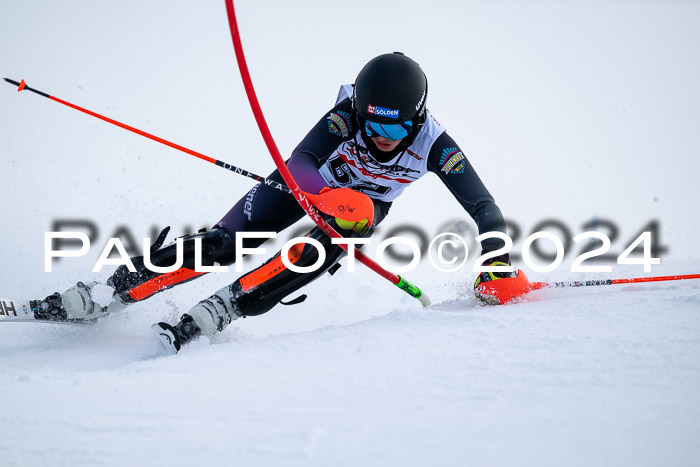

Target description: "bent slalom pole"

left=224, top=0, right=430, bottom=306
left=3, top=78, right=291, bottom=194
left=478, top=270, right=700, bottom=304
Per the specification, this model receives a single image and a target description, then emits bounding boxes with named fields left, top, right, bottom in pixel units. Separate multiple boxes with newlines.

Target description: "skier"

left=33, top=52, right=514, bottom=352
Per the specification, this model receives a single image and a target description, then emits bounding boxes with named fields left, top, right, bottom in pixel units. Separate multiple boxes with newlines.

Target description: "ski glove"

left=335, top=216, right=370, bottom=235
left=473, top=254, right=517, bottom=303
left=316, top=187, right=372, bottom=235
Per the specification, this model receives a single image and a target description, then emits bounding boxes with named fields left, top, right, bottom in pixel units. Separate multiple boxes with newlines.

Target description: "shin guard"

left=107, top=227, right=236, bottom=304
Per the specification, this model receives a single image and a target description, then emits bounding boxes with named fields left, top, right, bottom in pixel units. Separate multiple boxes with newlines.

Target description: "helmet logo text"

left=367, top=105, right=400, bottom=119
left=415, top=89, right=426, bottom=112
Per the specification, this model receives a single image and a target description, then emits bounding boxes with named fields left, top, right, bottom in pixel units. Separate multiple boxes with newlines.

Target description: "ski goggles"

left=358, top=115, right=413, bottom=141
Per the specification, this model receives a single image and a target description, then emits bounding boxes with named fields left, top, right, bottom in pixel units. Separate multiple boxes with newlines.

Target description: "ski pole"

left=3, top=79, right=369, bottom=223
left=478, top=270, right=700, bottom=304
left=534, top=273, right=700, bottom=289
left=3, top=77, right=291, bottom=194
left=224, top=0, right=430, bottom=306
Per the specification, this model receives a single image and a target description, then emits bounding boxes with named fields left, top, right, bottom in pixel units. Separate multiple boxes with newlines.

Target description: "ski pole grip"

left=396, top=275, right=431, bottom=307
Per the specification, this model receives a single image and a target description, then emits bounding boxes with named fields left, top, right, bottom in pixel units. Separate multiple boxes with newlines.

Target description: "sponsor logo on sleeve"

left=367, top=104, right=400, bottom=119
left=327, top=111, right=352, bottom=138
left=439, top=147, right=466, bottom=174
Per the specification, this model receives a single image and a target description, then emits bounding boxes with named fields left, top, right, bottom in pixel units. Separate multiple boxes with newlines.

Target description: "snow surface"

left=1, top=1, right=699, bottom=466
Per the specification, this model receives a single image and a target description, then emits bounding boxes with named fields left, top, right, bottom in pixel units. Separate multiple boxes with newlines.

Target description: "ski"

left=0, top=296, right=36, bottom=322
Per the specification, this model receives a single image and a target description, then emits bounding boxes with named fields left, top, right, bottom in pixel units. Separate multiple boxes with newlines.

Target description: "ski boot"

left=32, top=282, right=128, bottom=323
left=152, top=287, right=242, bottom=353
left=152, top=314, right=203, bottom=354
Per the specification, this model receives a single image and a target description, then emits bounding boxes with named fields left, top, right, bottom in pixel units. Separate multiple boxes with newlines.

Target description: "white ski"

left=0, top=296, right=37, bottom=322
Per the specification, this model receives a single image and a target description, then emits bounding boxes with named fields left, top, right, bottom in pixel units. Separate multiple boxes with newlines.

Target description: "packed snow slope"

left=1, top=281, right=699, bottom=467
left=1, top=1, right=699, bottom=466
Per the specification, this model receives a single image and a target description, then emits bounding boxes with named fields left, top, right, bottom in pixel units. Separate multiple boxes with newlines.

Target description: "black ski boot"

left=152, top=314, right=202, bottom=354
left=31, top=282, right=121, bottom=323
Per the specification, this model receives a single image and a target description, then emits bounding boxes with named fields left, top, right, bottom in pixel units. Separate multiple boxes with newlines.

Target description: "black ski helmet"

left=353, top=52, right=428, bottom=160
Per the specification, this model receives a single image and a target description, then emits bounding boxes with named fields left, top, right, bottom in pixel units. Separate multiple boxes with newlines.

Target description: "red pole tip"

left=18, top=79, right=26, bottom=92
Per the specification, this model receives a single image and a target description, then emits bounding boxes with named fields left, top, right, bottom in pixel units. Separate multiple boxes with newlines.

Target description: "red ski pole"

left=539, top=273, right=700, bottom=289
left=4, top=78, right=380, bottom=226
left=3, top=78, right=293, bottom=193
left=478, top=270, right=700, bottom=304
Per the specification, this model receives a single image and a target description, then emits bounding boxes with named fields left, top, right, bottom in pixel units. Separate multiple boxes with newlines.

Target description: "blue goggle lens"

left=359, top=116, right=413, bottom=141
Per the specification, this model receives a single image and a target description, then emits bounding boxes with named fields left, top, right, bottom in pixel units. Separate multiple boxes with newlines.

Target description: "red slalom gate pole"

left=224, top=0, right=430, bottom=306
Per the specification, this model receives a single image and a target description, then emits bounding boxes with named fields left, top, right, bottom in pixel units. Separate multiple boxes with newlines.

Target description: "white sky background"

left=1, top=0, right=699, bottom=299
